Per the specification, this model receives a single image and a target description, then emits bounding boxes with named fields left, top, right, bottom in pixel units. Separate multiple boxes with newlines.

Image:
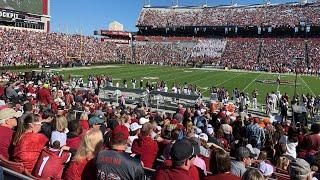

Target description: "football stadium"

left=0, top=0, right=320, bottom=179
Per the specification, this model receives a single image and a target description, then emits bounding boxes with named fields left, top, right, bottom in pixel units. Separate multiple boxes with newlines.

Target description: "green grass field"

left=53, top=64, right=320, bottom=104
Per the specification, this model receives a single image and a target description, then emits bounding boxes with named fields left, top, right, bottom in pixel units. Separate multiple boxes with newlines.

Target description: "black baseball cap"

left=236, top=147, right=257, bottom=159
left=171, top=139, right=195, bottom=161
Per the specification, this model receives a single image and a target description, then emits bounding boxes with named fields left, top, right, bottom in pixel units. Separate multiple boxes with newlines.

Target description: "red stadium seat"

left=24, top=170, right=51, bottom=180
left=0, top=155, right=25, bottom=174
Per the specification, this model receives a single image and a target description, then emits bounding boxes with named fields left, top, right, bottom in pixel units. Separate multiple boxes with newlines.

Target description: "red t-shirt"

left=13, top=132, right=48, bottom=172
left=132, top=136, right=158, bottom=168
left=203, top=173, right=240, bottom=180
left=0, top=126, right=14, bottom=159
left=64, top=158, right=96, bottom=180
left=66, top=136, right=82, bottom=150
left=153, top=167, right=193, bottom=180
left=79, top=120, right=89, bottom=132
left=305, top=134, right=320, bottom=152
left=33, top=148, right=71, bottom=179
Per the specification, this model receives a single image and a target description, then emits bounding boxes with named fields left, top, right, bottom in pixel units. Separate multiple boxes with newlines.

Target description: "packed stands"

left=0, top=28, right=131, bottom=67
left=137, top=2, right=320, bottom=28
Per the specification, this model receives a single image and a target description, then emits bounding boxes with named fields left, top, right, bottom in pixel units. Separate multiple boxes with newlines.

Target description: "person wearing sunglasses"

left=12, top=114, right=48, bottom=173
left=0, top=108, right=20, bottom=159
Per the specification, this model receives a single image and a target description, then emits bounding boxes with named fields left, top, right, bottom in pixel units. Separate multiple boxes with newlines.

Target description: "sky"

left=51, top=0, right=297, bottom=35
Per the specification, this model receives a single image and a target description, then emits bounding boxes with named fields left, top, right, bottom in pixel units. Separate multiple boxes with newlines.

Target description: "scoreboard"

left=0, top=0, right=44, bottom=15
left=0, top=0, right=50, bottom=32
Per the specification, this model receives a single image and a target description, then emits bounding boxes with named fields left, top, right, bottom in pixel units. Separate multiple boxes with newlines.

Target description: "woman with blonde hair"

left=79, top=112, right=89, bottom=132
left=276, top=156, right=291, bottom=174
left=50, top=115, right=68, bottom=147
left=64, top=129, right=103, bottom=180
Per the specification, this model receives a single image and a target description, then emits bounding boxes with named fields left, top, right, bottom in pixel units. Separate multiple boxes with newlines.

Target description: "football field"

left=54, top=64, right=320, bottom=104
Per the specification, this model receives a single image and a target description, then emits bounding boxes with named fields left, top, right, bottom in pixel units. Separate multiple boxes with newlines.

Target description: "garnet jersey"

left=33, top=148, right=71, bottom=179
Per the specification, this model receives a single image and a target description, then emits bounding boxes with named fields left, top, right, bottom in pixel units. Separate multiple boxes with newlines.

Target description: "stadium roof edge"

left=141, top=1, right=319, bottom=10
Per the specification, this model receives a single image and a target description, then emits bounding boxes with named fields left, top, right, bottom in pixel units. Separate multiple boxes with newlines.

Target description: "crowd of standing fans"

left=0, top=70, right=320, bottom=180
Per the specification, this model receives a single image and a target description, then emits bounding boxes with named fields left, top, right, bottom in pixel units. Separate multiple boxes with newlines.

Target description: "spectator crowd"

left=0, top=68, right=320, bottom=180
left=137, top=2, right=320, bottom=28
left=0, top=28, right=131, bottom=67
left=1, top=28, right=320, bottom=74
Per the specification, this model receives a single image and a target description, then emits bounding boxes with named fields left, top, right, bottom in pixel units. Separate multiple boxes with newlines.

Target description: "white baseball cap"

left=139, top=117, right=149, bottom=125
left=130, top=122, right=142, bottom=132
left=199, top=133, right=208, bottom=142
left=207, top=127, right=214, bottom=135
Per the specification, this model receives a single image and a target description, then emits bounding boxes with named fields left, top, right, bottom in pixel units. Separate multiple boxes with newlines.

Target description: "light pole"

left=293, top=57, right=305, bottom=99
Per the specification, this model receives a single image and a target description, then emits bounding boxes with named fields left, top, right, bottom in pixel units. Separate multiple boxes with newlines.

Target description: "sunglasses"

left=188, top=155, right=196, bottom=160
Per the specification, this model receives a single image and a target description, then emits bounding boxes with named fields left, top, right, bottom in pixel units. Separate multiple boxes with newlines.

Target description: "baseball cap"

left=139, top=117, right=149, bottom=125
left=88, top=116, right=104, bottom=126
left=130, top=122, right=142, bottom=132
left=236, top=147, right=257, bottom=159
left=259, top=161, right=274, bottom=176
left=199, top=133, right=208, bottom=142
left=171, top=139, right=195, bottom=162
left=207, top=127, right=214, bottom=135
left=50, top=132, right=67, bottom=147
left=112, top=124, right=129, bottom=141
left=289, top=158, right=311, bottom=177
left=0, top=108, right=22, bottom=122
left=246, top=144, right=260, bottom=159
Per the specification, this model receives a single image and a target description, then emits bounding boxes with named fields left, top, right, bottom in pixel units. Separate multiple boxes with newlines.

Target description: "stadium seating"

left=137, top=3, right=320, bottom=28
left=0, top=155, right=25, bottom=174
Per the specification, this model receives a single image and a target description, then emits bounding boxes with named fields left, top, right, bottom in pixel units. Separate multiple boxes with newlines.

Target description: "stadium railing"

left=1, top=166, right=32, bottom=180
left=144, top=167, right=156, bottom=180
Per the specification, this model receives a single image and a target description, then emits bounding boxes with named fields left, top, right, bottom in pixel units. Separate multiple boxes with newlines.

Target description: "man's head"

left=170, top=139, right=196, bottom=170
left=235, top=147, right=256, bottom=166
left=141, top=122, right=153, bottom=136
left=111, top=124, right=129, bottom=147
left=311, top=123, right=320, bottom=134
left=210, top=148, right=231, bottom=175
left=289, top=158, right=313, bottom=180
left=89, top=116, right=104, bottom=130
left=0, top=108, right=21, bottom=129
left=23, top=102, right=33, bottom=113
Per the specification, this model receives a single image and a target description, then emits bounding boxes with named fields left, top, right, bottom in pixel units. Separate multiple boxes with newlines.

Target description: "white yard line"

left=216, top=73, right=243, bottom=86
left=299, top=76, right=316, bottom=96
left=243, top=73, right=263, bottom=91
left=203, top=73, right=243, bottom=93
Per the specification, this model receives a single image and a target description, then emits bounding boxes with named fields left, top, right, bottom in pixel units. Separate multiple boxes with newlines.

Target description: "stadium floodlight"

left=292, top=57, right=305, bottom=99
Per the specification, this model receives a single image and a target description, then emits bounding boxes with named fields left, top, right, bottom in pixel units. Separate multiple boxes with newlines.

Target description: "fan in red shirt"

left=38, top=83, right=53, bottom=107
left=13, top=114, right=48, bottom=173
left=303, top=123, right=320, bottom=154
left=66, top=120, right=82, bottom=150
left=26, top=81, right=36, bottom=94
left=203, top=148, right=240, bottom=180
left=153, top=138, right=197, bottom=180
left=32, top=142, right=71, bottom=179
left=64, top=129, right=103, bottom=180
left=78, top=113, right=89, bottom=133
left=132, top=122, right=158, bottom=168
left=0, top=108, right=20, bottom=159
